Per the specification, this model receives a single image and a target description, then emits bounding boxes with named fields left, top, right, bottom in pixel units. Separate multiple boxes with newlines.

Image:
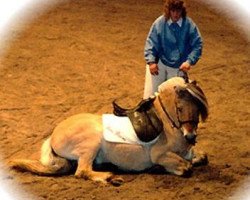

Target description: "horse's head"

left=158, top=77, right=209, bottom=145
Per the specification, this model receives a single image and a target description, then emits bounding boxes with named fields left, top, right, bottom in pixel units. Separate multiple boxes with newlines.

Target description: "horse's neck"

left=153, top=95, right=192, bottom=155
left=152, top=98, right=190, bottom=155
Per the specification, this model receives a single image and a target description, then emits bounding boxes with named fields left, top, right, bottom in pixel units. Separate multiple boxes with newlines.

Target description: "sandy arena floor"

left=0, top=0, right=249, bottom=199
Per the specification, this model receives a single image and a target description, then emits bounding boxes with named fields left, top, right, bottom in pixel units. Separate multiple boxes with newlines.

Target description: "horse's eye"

left=177, top=107, right=183, bottom=112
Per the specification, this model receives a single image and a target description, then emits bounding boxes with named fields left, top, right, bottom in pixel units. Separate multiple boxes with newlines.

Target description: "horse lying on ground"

left=9, top=77, right=209, bottom=185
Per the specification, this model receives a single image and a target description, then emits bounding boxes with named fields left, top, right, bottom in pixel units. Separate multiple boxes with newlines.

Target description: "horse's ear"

left=175, top=86, right=187, bottom=98
left=174, top=85, right=180, bottom=92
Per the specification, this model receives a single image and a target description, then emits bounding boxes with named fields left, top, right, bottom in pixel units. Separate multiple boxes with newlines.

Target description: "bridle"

left=157, top=92, right=199, bottom=130
left=158, top=94, right=179, bottom=129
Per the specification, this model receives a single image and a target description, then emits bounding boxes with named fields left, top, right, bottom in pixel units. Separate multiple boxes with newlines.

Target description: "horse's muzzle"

left=184, top=133, right=197, bottom=145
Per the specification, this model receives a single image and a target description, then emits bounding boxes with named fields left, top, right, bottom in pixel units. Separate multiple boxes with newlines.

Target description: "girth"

left=112, top=97, right=163, bottom=142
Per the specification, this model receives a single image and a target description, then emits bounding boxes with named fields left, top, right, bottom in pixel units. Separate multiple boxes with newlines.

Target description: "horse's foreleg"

left=154, top=151, right=192, bottom=176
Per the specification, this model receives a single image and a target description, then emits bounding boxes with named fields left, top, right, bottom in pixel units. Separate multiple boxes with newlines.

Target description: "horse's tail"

left=9, top=137, right=73, bottom=176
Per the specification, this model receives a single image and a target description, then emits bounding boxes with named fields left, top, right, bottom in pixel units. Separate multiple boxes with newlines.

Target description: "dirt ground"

left=0, top=0, right=249, bottom=199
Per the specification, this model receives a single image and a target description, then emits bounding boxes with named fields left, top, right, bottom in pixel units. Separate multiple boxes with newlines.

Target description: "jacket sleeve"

left=186, top=22, right=203, bottom=65
left=144, top=22, right=160, bottom=64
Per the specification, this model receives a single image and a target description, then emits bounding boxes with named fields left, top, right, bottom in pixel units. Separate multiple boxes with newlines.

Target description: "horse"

left=9, top=77, right=209, bottom=185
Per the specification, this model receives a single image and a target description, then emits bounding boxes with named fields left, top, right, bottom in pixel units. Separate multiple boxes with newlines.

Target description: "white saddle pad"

left=102, top=114, right=159, bottom=145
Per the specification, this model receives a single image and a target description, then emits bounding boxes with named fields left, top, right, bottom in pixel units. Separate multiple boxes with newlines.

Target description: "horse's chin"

left=186, top=139, right=197, bottom=146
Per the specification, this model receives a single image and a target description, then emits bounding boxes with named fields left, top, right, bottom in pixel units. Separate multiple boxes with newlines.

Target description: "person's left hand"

left=179, top=61, right=191, bottom=72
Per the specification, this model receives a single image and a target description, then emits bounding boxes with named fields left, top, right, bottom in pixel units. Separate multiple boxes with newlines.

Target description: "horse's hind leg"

left=72, top=136, right=114, bottom=183
left=75, top=158, right=113, bottom=183
left=76, top=158, right=124, bottom=186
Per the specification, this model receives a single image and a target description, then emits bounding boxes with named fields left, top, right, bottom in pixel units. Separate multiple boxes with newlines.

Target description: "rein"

left=177, top=70, right=189, bottom=84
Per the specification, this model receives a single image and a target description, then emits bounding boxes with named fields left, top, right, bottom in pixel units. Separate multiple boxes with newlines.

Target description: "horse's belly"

left=96, top=141, right=153, bottom=171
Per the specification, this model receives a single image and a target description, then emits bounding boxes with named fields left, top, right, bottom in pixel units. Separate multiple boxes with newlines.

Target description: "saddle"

left=112, top=97, right=163, bottom=142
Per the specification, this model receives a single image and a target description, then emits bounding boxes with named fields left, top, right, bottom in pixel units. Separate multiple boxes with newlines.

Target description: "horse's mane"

left=186, top=83, right=209, bottom=122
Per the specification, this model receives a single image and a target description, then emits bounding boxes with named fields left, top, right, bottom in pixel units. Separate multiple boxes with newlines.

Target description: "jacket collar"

left=167, top=17, right=183, bottom=27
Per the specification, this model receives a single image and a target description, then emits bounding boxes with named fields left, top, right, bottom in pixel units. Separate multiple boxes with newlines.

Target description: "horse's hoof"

left=181, top=168, right=193, bottom=178
left=109, top=176, right=124, bottom=186
left=192, top=154, right=208, bottom=167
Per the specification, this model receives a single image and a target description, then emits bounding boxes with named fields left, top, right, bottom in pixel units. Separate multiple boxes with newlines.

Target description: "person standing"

left=143, top=0, right=203, bottom=99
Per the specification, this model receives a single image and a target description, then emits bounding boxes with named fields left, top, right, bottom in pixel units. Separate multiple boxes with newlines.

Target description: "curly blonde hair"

left=164, top=0, right=187, bottom=19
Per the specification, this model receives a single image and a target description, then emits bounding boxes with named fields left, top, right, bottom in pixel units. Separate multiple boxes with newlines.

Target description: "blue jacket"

left=144, top=15, right=203, bottom=68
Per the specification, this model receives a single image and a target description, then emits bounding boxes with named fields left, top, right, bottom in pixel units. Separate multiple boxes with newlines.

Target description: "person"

left=143, top=0, right=203, bottom=99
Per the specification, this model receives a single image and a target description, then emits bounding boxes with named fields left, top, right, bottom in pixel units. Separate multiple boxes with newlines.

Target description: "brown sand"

left=0, top=0, right=249, bottom=199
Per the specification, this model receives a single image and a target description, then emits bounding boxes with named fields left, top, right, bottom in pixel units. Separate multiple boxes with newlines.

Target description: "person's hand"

left=179, top=61, right=191, bottom=72
left=149, top=63, right=159, bottom=75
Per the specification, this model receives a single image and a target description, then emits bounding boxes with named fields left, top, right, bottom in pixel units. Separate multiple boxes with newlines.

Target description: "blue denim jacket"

left=144, top=15, right=203, bottom=68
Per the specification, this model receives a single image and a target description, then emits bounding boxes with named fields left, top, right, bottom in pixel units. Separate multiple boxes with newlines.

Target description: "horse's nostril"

left=185, top=134, right=197, bottom=144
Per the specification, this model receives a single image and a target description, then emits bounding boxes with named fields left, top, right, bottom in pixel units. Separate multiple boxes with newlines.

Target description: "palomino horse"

left=9, top=77, right=208, bottom=185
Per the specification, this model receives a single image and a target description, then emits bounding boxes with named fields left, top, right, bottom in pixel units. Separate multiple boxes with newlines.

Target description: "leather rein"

left=178, top=70, right=189, bottom=84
